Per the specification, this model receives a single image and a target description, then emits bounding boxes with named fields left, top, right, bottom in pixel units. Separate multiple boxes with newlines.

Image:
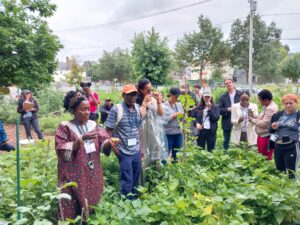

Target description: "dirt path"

left=0, top=124, right=53, bottom=154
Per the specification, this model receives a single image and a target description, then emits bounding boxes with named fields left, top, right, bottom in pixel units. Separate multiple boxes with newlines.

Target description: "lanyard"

left=124, top=104, right=139, bottom=129
left=169, top=101, right=178, bottom=112
left=75, top=123, right=88, bottom=135
left=74, top=122, right=92, bottom=158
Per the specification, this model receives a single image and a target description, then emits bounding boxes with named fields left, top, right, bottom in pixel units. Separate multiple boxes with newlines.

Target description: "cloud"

left=47, top=0, right=300, bottom=62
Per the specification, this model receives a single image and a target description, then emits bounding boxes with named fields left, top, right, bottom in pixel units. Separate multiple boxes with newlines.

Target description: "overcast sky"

left=47, top=0, right=300, bottom=63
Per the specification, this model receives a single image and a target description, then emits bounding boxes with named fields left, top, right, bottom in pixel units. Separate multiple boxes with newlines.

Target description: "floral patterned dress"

left=55, top=120, right=109, bottom=220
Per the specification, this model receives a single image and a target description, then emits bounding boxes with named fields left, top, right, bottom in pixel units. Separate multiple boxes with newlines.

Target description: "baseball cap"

left=169, top=87, right=181, bottom=97
left=203, top=89, right=212, bottom=97
left=105, top=97, right=112, bottom=101
left=122, top=85, right=138, bottom=94
left=22, top=89, right=31, bottom=94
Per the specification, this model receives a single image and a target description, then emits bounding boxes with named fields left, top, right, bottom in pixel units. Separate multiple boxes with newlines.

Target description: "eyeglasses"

left=126, top=92, right=138, bottom=97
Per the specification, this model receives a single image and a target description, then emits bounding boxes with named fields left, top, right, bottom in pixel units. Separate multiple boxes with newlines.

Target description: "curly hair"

left=63, top=90, right=87, bottom=113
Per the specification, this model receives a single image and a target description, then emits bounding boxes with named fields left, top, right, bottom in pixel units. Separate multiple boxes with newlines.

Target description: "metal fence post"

left=16, top=119, right=21, bottom=220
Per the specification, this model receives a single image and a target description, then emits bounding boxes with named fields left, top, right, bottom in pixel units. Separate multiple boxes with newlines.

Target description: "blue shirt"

left=0, top=121, right=7, bottom=144
left=106, top=102, right=142, bottom=155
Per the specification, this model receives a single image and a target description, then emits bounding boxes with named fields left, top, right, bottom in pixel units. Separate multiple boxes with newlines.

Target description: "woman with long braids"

left=55, top=90, right=118, bottom=222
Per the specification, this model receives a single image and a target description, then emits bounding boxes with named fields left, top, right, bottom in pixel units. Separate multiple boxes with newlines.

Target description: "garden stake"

left=16, top=118, right=21, bottom=220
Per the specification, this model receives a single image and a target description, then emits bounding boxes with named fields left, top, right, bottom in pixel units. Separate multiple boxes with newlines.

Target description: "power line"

left=282, top=38, right=300, bottom=41
left=262, top=12, right=300, bottom=17
left=64, top=42, right=130, bottom=50
left=56, top=0, right=213, bottom=33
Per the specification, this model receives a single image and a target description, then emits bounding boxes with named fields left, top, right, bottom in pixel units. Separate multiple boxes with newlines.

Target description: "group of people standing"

left=219, top=79, right=300, bottom=180
left=53, top=77, right=300, bottom=222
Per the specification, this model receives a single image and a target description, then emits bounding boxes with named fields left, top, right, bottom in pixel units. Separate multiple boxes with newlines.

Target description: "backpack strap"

left=116, top=103, right=123, bottom=127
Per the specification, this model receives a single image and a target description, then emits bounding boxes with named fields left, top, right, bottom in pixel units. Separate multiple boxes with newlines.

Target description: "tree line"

left=1, top=0, right=300, bottom=90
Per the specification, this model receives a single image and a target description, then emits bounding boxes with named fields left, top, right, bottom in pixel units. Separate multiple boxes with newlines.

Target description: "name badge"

left=270, top=134, right=278, bottom=142
left=128, top=138, right=137, bottom=146
left=84, top=140, right=96, bottom=154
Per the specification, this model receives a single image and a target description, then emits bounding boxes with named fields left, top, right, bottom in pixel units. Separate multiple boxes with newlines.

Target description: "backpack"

left=115, top=103, right=140, bottom=128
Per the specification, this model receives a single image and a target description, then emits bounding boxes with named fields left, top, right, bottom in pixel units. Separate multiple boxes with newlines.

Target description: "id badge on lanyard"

left=84, top=140, right=96, bottom=154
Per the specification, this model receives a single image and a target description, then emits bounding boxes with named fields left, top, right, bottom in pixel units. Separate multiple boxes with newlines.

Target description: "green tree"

left=0, top=0, right=62, bottom=90
left=229, top=15, right=288, bottom=83
left=92, top=48, right=132, bottom=82
left=282, top=53, right=300, bottom=82
left=131, top=27, right=173, bottom=85
left=211, top=67, right=225, bottom=81
left=175, top=15, right=229, bottom=84
left=82, top=60, right=95, bottom=78
left=65, top=57, right=84, bottom=85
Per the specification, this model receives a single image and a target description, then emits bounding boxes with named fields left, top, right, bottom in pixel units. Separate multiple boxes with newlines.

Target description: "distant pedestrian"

left=80, top=82, right=100, bottom=121
left=99, top=98, right=114, bottom=124
left=231, top=92, right=258, bottom=146
left=193, top=84, right=203, bottom=106
left=249, top=89, right=278, bottom=160
left=17, top=89, right=44, bottom=140
left=218, top=79, right=242, bottom=150
left=0, top=121, right=15, bottom=151
left=270, top=94, right=300, bottom=179
left=193, top=89, right=220, bottom=152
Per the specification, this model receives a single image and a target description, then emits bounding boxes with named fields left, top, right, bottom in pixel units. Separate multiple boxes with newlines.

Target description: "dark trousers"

left=89, top=112, right=99, bottom=122
left=0, top=142, right=15, bottom=151
left=23, top=117, right=44, bottom=140
left=119, top=151, right=141, bottom=199
left=274, top=142, right=299, bottom=179
left=197, top=129, right=217, bottom=152
left=166, top=133, right=183, bottom=161
left=223, top=128, right=231, bottom=150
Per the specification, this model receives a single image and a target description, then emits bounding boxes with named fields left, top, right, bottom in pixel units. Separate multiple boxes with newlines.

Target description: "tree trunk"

left=199, top=68, right=202, bottom=85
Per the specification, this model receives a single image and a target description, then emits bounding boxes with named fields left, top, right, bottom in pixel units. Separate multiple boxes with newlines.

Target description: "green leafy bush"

left=89, top=147, right=300, bottom=225
left=40, top=113, right=72, bottom=135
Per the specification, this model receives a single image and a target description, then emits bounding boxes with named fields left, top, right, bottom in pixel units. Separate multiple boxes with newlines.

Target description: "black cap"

left=80, top=82, right=91, bottom=88
left=169, top=87, right=181, bottom=97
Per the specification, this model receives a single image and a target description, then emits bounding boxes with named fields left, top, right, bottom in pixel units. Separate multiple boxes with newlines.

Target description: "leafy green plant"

left=90, top=146, right=300, bottom=225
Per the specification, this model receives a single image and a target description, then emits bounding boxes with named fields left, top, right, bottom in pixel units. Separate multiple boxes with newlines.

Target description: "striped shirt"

left=106, top=102, right=142, bottom=155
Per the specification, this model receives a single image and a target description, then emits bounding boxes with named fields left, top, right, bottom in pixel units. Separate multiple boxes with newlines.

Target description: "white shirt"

left=203, top=108, right=211, bottom=129
left=229, top=90, right=236, bottom=106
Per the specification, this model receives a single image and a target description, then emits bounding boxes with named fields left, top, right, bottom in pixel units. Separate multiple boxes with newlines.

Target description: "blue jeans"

left=119, top=151, right=141, bottom=199
left=166, top=133, right=183, bottom=161
left=223, top=129, right=231, bottom=150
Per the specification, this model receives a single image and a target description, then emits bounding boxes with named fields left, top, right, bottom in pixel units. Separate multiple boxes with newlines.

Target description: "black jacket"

left=17, top=99, right=40, bottom=122
left=218, top=90, right=242, bottom=130
left=99, top=104, right=114, bottom=123
left=192, top=104, right=220, bottom=134
left=269, top=110, right=300, bottom=149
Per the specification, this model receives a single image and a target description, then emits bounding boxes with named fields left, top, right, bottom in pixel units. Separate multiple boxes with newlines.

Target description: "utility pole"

left=248, top=0, right=257, bottom=94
